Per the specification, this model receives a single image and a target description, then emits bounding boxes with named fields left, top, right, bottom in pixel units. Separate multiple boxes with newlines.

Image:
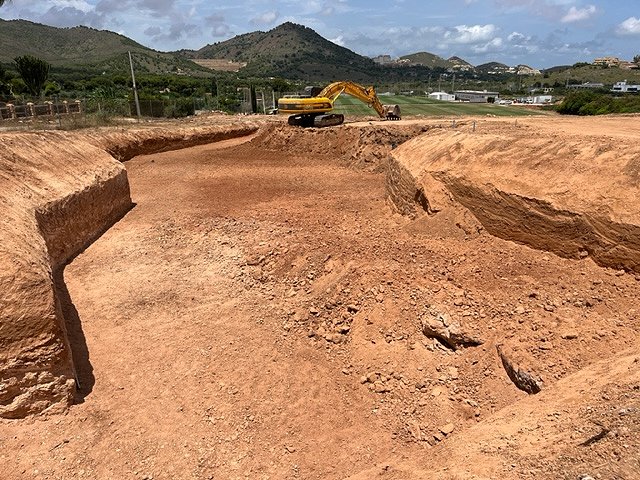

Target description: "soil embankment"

left=0, top=120, right=259, bottom=418
left=388, top=118, right=640, bottom=271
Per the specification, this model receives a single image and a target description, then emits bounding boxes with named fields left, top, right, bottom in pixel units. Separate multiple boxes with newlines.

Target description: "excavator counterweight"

left=278, top=81, right=401, bottom=127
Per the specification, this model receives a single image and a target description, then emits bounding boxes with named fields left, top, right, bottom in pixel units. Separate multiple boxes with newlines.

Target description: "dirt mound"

left=389, top=120, right=640, bottom=272
left=0, top=131, right=129, bottom=418
left=253, top=122, right=429, bottom=172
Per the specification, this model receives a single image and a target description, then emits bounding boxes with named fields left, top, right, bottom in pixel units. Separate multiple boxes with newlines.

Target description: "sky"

left=1, top=0, right=639, bottom=68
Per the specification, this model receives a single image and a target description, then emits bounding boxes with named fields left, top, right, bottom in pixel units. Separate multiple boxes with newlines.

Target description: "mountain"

left=448, top=56, right=475, bottom=72
left=476, top=62, right=512, bottom=74
left=399, top=51, right=451, bottom=69
left=178, top=22, right=383, bottom=82
left=0, top=19, right=206, bottom=75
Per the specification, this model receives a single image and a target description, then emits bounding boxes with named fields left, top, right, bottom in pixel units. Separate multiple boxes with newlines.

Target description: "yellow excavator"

left=277, top=81, right=401, bottom=127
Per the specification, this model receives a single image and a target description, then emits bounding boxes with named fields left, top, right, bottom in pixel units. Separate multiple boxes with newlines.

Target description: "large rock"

left=421, top=307, right=484, bottom=350
left=496, top=343, right=543, bottom=394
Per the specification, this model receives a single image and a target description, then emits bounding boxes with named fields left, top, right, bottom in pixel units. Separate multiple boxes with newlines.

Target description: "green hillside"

left=400, top=52, right=451, bottom=69
left=179, top=22, right=385, bottom=82
left=0, top=19, right=207, bottom=75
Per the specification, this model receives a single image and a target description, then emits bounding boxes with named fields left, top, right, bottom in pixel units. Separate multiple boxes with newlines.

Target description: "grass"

left=332, top=94, right=547, bottom=117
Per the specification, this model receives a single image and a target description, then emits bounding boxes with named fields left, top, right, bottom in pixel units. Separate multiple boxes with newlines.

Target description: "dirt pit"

left=1, top=120, right=639, bottom=479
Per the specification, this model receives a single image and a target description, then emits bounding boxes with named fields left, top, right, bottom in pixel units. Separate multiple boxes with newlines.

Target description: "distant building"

left=372, top=55, right=393, bottom=65
left=517, top=65, right=541, bottom=75
left=619, top=61, right=639, bottom=70
left=449, top=63, right=474, bottom=72
left=567, top=82, right=605, bottom=90
left=612, top=81, right=640, bottom=93
left=455, top=90, right=499, bottom=103
left=593, top=56, right=620, bottom=67
left=429, top=92, right=455, bottom=102
left=533, top=95, right=553, bottom=104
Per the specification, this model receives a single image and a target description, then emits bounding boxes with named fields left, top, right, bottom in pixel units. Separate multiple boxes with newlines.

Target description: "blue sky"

left=1, top=0, right=639, bottom=67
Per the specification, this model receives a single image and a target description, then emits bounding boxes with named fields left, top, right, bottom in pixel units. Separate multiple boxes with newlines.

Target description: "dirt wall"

left=0, top=121, right=259, bottom=418
left=0, top=132, right=127, bottom=418
left=388, top=120, right=640, bottom=272
left=254, top=122, right=429, bottom=172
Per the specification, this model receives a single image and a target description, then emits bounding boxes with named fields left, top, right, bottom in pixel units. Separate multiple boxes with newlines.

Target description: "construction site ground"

left=1, top=115, right=639, bottom=480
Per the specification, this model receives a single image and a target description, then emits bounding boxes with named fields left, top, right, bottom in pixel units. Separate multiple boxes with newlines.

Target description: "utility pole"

left=260, top=90, right=266, bottom=114
left=128, top=51, right=141, bottom=120
left=451, top=73, right=455, bottom=93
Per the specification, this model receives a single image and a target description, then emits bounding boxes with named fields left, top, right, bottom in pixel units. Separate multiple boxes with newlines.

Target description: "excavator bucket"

left=383, top=104, right=401, bottom=120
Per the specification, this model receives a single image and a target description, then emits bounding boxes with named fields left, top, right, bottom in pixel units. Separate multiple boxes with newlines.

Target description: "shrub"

left=163, top=97, right=195, bottom=118
left=556, top=91, right=640, bottom=115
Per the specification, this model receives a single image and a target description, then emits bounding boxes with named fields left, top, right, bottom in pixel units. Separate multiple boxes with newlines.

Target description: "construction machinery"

left=277, top=81, right=401, bottom=127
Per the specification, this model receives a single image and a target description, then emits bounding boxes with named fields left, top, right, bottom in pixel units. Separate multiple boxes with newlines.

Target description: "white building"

left=612, top=81, right=640, bottom=93
left=429, top=91, right=455, bottom=102
left=533, top=95, right=553, bottom=104
left=455, top=90, right=500, bottom=103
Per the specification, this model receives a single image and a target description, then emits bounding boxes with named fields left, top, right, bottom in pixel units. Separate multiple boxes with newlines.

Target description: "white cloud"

left=50, top=0, right=93, bottom=14
left=444, top=24, right=497, bottom=44
left=561, top=5, right=596, bottom=23
left=250, top=11, right=279, bottom=26
left=330, top=35, right=345, bottom=46
left=204, top=13, right=231, bottom=38
left=472, top=37, right=504, bottom=53
left=616, top=17, right=640, bottom=36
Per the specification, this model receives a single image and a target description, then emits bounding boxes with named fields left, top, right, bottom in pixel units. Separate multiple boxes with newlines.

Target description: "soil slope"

left=0, top=120, right=259, bottom=418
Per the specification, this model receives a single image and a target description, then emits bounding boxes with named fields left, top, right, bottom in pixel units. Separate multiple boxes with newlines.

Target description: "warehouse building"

left=454, top=90, right=500, bottom=103
left=428, top=91, right=456, bottom=102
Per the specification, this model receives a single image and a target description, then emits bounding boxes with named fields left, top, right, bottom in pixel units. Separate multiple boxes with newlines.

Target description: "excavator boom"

left=278, top=81, right=400, bottom=127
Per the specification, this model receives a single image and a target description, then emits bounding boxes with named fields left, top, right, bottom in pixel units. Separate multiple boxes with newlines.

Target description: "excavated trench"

left=3, top=118, right=640, bottom=479
left=3, top=118, right=640, bottom=418
left=3, top=123, right=640, bottom=402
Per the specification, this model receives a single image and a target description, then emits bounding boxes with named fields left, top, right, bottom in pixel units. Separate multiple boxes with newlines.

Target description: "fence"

left=0, top=91, right=282, bottom=122
left=0, top=100, right=82, bottom=121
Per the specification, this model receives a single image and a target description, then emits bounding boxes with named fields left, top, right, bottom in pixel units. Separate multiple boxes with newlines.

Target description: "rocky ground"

left=1, top=116, right=638, bottom=479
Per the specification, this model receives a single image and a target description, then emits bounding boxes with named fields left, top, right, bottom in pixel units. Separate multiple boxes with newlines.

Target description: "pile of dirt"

left=389, top=119, right=640, bottom=271
left=254, top=122, right=430, bottom=172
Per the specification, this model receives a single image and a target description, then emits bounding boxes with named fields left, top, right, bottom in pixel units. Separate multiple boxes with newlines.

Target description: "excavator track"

left=287, top=113, right=345, bottom=128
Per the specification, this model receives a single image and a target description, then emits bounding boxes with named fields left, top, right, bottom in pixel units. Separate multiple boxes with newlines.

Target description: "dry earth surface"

left=1, top=114, right=639, bottom=480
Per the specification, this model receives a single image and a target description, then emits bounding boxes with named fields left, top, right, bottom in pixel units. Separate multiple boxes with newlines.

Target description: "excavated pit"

left=0, top=121, right=259, bottom=418
left=1, top=116, right=639, bottom=480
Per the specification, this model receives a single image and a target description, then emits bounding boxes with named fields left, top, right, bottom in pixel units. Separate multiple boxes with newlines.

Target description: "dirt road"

left=2, top=122, right=638, bottom=479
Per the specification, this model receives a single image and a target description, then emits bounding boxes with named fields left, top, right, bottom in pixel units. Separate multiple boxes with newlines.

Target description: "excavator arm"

left=319, top=81, right=387, bottom=118
left=278, top=80, right=400, bottom=127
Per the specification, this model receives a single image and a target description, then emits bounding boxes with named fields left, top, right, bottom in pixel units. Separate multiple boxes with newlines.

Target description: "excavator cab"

left=302, top=86, right=324, bottom=97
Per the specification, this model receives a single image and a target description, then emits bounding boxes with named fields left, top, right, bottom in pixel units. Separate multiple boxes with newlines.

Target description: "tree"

left=634, top=55, right=640, bottom=65
left=0, top=63, right=10, bottom=95
left=13, top=55, right=50, bottom=97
